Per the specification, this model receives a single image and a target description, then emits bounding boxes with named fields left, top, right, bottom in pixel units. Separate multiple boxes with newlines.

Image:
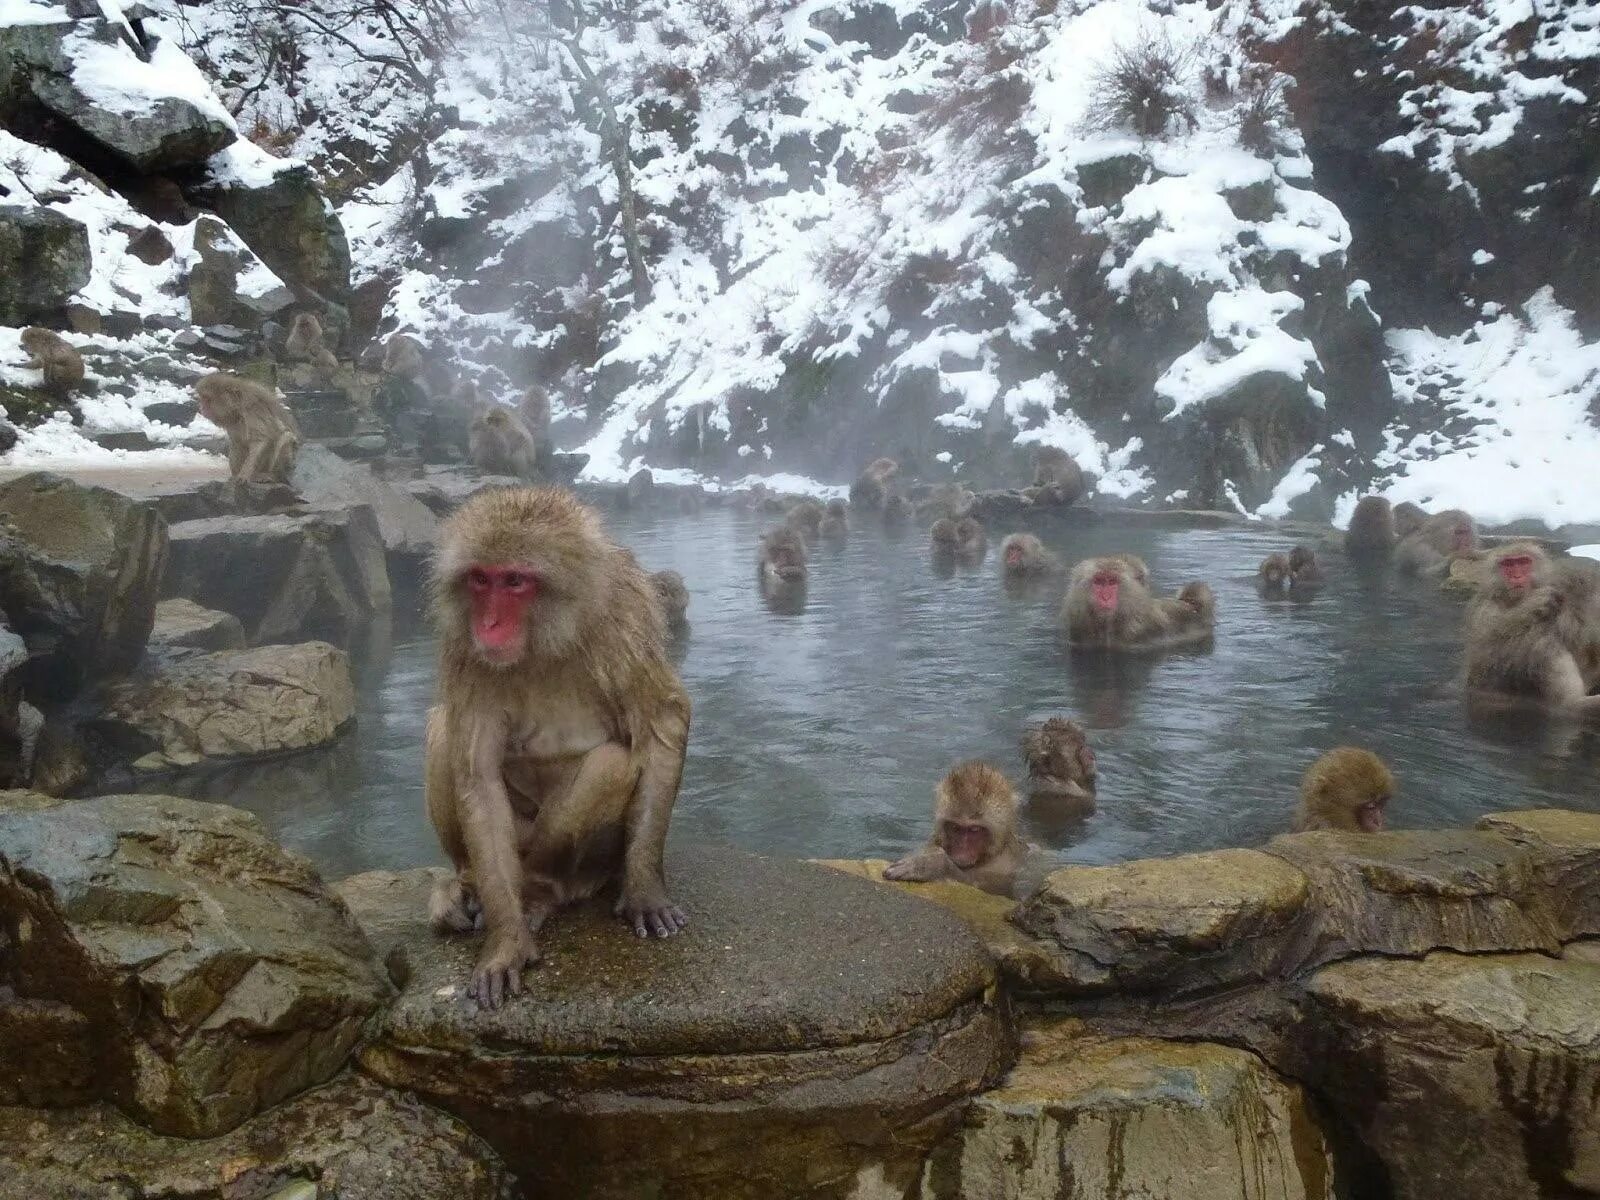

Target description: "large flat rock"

left=341, top=846, right=1013, bottom=1198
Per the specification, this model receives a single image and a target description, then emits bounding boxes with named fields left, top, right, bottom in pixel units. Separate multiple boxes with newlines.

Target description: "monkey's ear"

left=1019, top=727, right=1043, bottom=759
left=1078, top=745, right=1096, bottom=774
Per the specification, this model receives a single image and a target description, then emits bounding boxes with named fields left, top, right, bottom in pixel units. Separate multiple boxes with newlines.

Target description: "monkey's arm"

left=883, top=845, right=955, bottom=883
left=460, top=712, right=538, bottom=1006
left=616, top=685, right=691, bottom=937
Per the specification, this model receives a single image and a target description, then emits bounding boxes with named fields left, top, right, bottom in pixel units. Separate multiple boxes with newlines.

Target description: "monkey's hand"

left=468, top=926, right=540, bottom=1010
left=883, top=848, right=950, bottom=883
left=616, top=877, right=688, bottom=939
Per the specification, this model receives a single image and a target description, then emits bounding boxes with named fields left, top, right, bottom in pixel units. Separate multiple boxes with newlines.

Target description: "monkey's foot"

left=616, top=886, right=688, bottom=939
left=428, top=876, right=483, bottom=934
left=468, top=928, right=541, bottom=1010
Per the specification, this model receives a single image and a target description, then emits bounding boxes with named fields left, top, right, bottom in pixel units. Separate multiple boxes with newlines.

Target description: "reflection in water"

left=157, top=507, right=1600, bottom=878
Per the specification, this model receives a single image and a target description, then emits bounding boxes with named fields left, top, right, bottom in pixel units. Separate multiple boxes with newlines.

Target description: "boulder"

left=0, top=1072, right=514, bottom=1200
left=0, top=205, right=91, bottom=325
left=406, top=466, right=522, bottom=516
left=921, top=1020, right=1335, bottom=1200
left=0, top=23, right=236, bottom=172
left=0, top=623, right=36, bottom=790
left=1009, top=849, right=1310, bottom=998
left=290, top=445, right=440, bottom=562
left=0, top=472, right=168, bottom=699
left=163, top=507, right=390, bottom=647
left=0, top=793, right=390, bottom=1136
left=1476, top=809, right=1600, bottom=939
left=1296, top=945, right=1600, bottom=1200
left=186, top=215, right=294, bottom=326
left=147, top=597, right=245, bottom=652
left=342, top=847, right=1013, bottom=1199
left=96, top=641, right=355, bottom=770
left=148, top=478, right=297, bottom=525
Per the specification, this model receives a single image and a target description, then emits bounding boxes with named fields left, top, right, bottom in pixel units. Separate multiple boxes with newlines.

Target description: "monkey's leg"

left=617, top=700, right=691, bottom=938
left=424, top=708, right=480, bottom=933
left=235, top=434, right=266, bottom=482
left=521, top=742, right=636, bottom=907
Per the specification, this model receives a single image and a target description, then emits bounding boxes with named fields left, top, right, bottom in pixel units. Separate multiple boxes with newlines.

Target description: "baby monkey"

left=818, top=499, right=849, bottom=541
left=884, top=761, right=1026, bottom=897
left=1293, top=747, right=1393, bottom=833
left=1020, top=717, right=1096, bottom=816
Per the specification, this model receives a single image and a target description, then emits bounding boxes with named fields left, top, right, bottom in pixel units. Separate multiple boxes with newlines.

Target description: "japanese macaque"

left=1397, top=509, right=1477, bottom=577
left=452, top=379, right=481, bottom=410
left=19, top=327, right=84, bottom=395
left=850, top=457, right=899, bottom=511
left=1062, top=556, right=1215, bottom=650
left=311, top=347, right=340, bottom=382
left=918, top=482, right=976, bottom=522
left=382, top=333, right=425, bottom=380
left=469, top=406, right=537, bottom=478
left=1020, top=717, right=1096, bottom=815
left=1261, top=546, right=1323, bottom=594
left=1001, top=533, right=1061, bottom=577
left=194, top=371, right=300, bottom=483
left=818, top=499, right=849, bottom=541
left=883, top=761, right=1026, bottom=897
left=1259, top=553, right=1291, bottom=592
left=758, top=526, right=808, bottom=587
left=651, top=569, right=690, bottom=637
left=1344, top=495, right=1397, bottom=559
left=1394, top=501, right=1427, bottom=539
left=1463, top=542, right=1600, bottom=710
left=1029, top=446, right=1086, bottom=505
left=425, top=487, right=690, bottom=1008
left=785, top=499, right=825, bottom=539
left=1288, top=545, right=1324, bottom=587
left=283, top=312, right=327, bottom=362
left=1293, top=747, right=1393, bottom=833
left=883, top=493, right=913, bottom=529
left=626, top=468, right=655, bottom=509
left=520, top=386, right=552, bottom=441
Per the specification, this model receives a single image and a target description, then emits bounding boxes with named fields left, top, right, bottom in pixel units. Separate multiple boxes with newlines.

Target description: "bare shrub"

left=1085, top=28, right=1198, bottom=138
left=1234, top=71, right=1292, bottom=154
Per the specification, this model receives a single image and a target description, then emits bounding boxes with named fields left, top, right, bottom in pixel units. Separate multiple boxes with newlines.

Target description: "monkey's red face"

left=465, top=565, right=537, bottom=664
left=1452, top=524, right=1475, bottom=552
left=1005, top=545, right=1024, bottom=567
left=1091, top=571, right=1121, bottom=611
left=1499, top=554, right=1534, bottom=590
left=1356, top=798, right=1386, bottom=832
left=942, top=821, right=991, bottom=868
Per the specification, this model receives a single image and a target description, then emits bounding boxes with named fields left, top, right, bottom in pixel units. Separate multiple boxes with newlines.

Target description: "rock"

left=1297, top=946, right=1600, bottom=1200
left=290, top=445, right=440, bottom=562
left=97, top=641, right=355, bottom=769
left=405, top=465, right=522, bottom=515
left=141, top=399, right=196, bottom=427
left=284, top=388, right=358, bottom=438
left=922, top=1020, right=1335, bottom=1200
left=163, top=507, right=390, bottom=647
left=0, top=472, right=168, bottom=699
left=0, top=23, right=236, bottom=172
left=91, top=431, right=155, bottom=452
left=149, top=478, right=297, bottom=525
left=343, top=848, right=1013, bottom=1199
left=0, top=793, right=390, bottom=1136
left=186, top=216, right=295, bottom=326
left=0, top=422, right=15, bottom=455
left=0, top=623, right=33, bottom=789
left=148, top=597, right=245, bottom=651
left=1010, top=849, right=1310, bottom=998
left=0, top=205, right=91, bottom=325
left=1476, top=809, right=1600, bottom=940
left=0, top=1072, right=514, bottom=1200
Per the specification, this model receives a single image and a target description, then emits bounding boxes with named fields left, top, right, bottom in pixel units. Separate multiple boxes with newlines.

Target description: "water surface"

left=161, top=506, right=1600, bottom=877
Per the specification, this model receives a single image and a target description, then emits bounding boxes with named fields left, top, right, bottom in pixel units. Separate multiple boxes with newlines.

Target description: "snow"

left=6, top=413, right=218, bottom=469
left=0, top=0, right=66, bottom=25
left=66, top=26, right=235, bottom=131
left=1156, top=287, right=1319, bottom=417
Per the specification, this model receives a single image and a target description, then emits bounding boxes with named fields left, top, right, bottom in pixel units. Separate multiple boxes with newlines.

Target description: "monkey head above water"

left=883, top=761, right=1026, bottom=897
left=1000, top=533, right=1060, bottom=577
left=758, top=526, right=808, bottom=587
left=426, top=487, right=690, bottom=1008
left=1293, top=747, right=1393, bottom=833
left=1020, top=717, right=1095, bottom=814
left=818, top=498, right=849, bottom=540
left=1463, top=541, right=1600, bottom=710
left=1062, top=556, right=1214, bottom=651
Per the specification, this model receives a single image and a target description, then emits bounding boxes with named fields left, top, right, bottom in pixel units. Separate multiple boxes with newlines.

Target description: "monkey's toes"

left=620, top=902, right=688, bottom=938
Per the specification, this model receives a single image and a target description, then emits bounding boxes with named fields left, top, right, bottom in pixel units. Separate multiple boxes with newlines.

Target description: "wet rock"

left=1475, top=809, right=1600, bottom=940
left=405, top=465, right=522, bottom=515
left=0, top=1072, right=514, bottom=1200
left=149, top=478, right=297, bottom=525
left=147, top=597, right=245, bottom=652
left=0, top=422, right=14, bottom=455
left=163, top=507, right=390, bottom=648
left=0, top=472, right=168, bottom=699
left=0, top=793, right=390, bottom=1136
left=342, top=848, right=1013, bottom=1199
left=922, top=1019, right=1335, bottom=1200
left=187, top=215, right=294, bottom=326
left=0, top=622, right=36, bottom=789
left=290, top=445, right=439, bottom=562
left=0, top=22, right=236, bottom=172
left=97, top=641, right=355, bottom=769
left=0, top=205, right=91, bottom=325
left=1010, top=849, right=1310, bottom=998
left=141, top=399, right=196, bottom=427
left=1296, top=945, right=1600, bottom=1200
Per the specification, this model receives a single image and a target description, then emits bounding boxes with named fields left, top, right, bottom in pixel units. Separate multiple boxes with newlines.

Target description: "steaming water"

left=162, top=507, right=1600, bottom=879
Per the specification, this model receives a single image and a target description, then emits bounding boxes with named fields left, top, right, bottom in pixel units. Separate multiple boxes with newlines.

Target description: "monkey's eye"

left=466, top=569, right=492, bottom=593
left=502, top=572, right=534, bottom=593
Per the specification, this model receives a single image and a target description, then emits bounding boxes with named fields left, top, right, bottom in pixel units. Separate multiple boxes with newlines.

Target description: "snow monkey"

left=1062, top=555, right=1215, bottom=650
left=284, top=312, right=325, bottom=360
left=425, top=487, right=690, bottom=1008
left=1029, top=445, right=1085, bottom=505
left=193, top=372, right=300, bottom=483
left=930, top=516, right=986, bottom=563
left=381, top=333, right=425, bottom=379
left=520, top=385, right=552, bottom=441
left=758, top=525, right=808, bottom=588
left=468, top=406, right=538, bottom=478
left=849, top=456, right=899, bottom=511
left=818, top=499, right=849, bottom=541
left=1293, top=748, right=1393, bottom=832
left=1020, top=717, right=1096, bottom=816
left=1001, top=533, right=1061, bottom=578
left=651, top=568, right=690, bottom=637
left=1344, top=495, right=1397, bottom=560
left=19, top=327, right=84, bottom=395
left=1463, top=541, right=1600, bottom=711
left=884, top=761, right=1027, bottom=897
left=1396, top=509, right=1477, bottom=578
left=784, top=498, right=825, bottom=540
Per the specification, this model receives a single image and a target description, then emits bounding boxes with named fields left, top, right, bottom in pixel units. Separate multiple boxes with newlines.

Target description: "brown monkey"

left=311, top=346, right=340, bottom=382
left=626, top=468, right=655, bottom=508
left=1397, top=509, right=1477, bottom=577
left=1000, top=533, right=1061, bottom=577
left=651, top=569, right=690, bottom=637
left=1344, top=496, right=1396, bottom=559
left=382, top=333, right=424, bottom=379
left=426, top=487, right=690, bottom=1008
left=469, top=406, right=537, bottom=478
left=785, top=499, right=824, bottom=539
left=758, top=526, right=808, bottom=587
left=954, top=516, right=987, bottom=560
left=883, top=493, right=913, bottom=529
left=193, top=372, right=300, bottom=483
left=1062, top=556, right=1215, bottom=650
left=1020, top=717, right=1096, bottom=815
left=1463, top=541, right=1600, bottom=709
left=1293, top=747, right=1393, bottom=832
left=818, top=499, right=849, bottom=541
left=1288, top=545, right=1324, bottom=588
left=283, top=312, right=326, bottom=361
left=849, top=457, right=899, bottom=511
left=520, top=385, right=552, bottom=440
left=1259, top=553, right=1291, bottom=592
left=883, top=761, right=1026, bottom=897
left=1030, top=446, right=1086, bottom=505
left=918, top=482, right=976, bottom=522
left=930, top=517, right=959, bottom=556
left=19, top=327, right=85, bottom=395
left=1393, top=501, right=1427, bottom=538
